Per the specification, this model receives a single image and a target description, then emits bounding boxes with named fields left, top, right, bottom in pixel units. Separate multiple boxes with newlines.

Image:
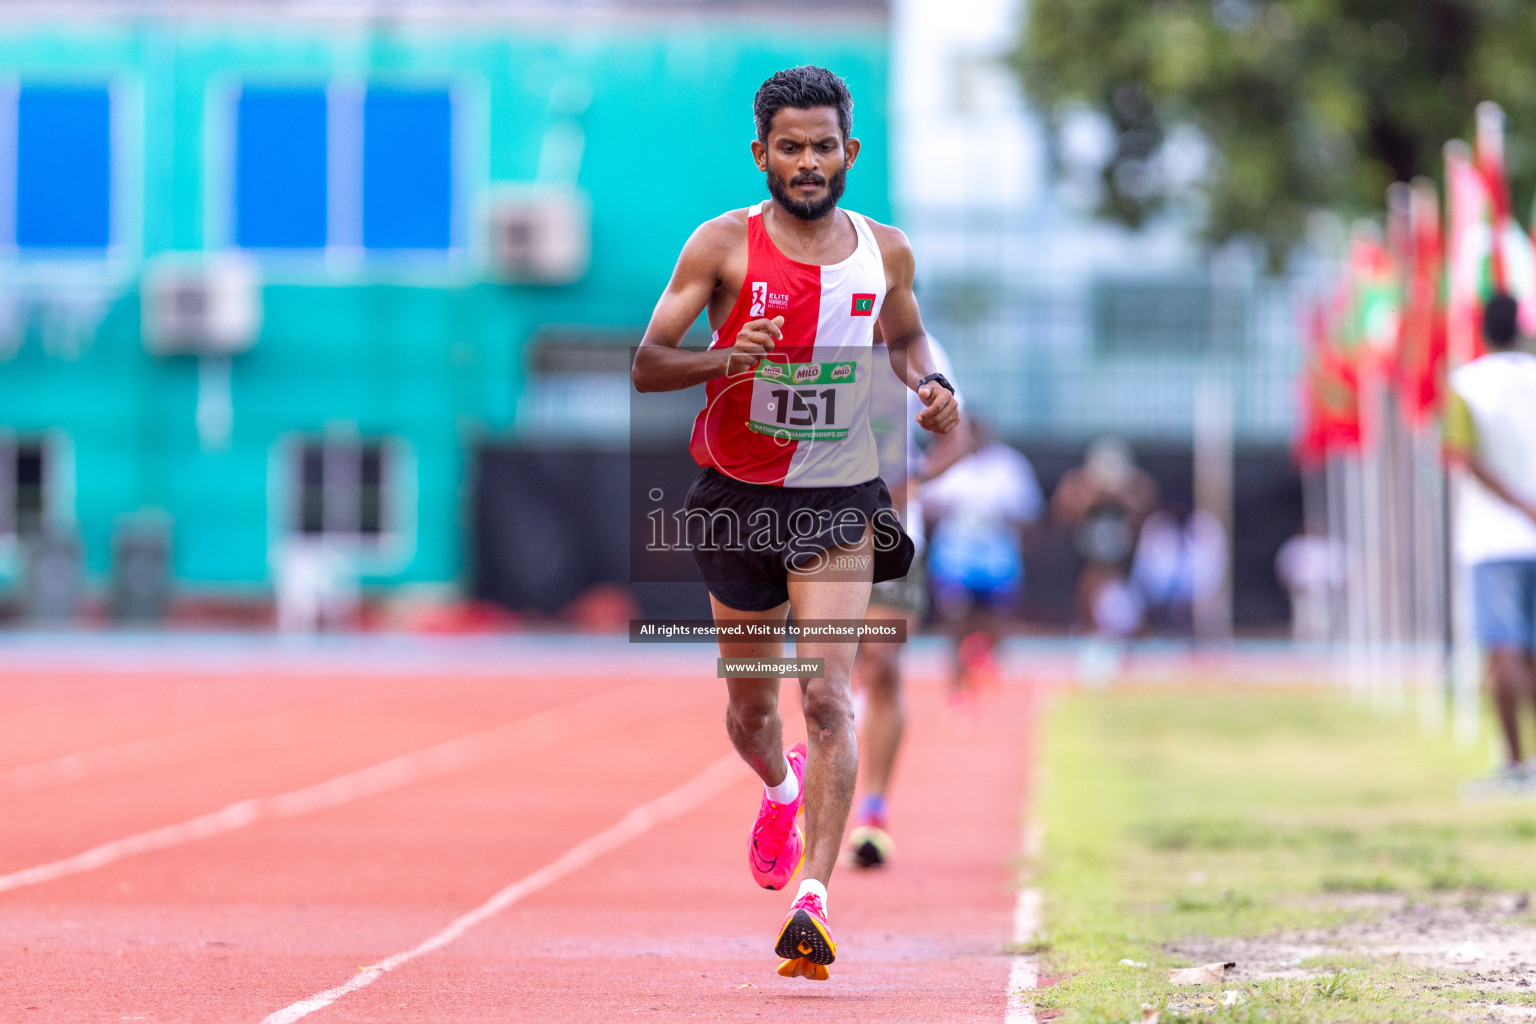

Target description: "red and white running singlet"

left=689, top=201, right=887, bottom=487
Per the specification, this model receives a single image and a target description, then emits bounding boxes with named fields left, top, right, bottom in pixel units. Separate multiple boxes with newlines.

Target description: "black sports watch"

left=916, top=372, right=955, bottom=395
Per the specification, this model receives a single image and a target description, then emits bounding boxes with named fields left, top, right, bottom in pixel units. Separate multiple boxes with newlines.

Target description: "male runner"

left=847, top=334, right=967, bottom=869
left=631, top=65, right=959, bottom=979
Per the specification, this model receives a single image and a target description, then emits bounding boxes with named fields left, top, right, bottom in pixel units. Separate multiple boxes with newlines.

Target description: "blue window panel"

left=235, top=88, right=328, bottom=249
left=16, top=86, right=111, bottom=249
left=363, top=89, right=452, bottom=250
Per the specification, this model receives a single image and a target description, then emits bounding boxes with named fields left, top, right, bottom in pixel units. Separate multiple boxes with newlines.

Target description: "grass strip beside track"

left=1032, top=687, right=1536, bottom=1023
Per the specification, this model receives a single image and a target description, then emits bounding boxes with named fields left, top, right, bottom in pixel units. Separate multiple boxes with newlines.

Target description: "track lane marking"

left=0, top=682, right=662, bottom=895
left=1006, top=888, right=1041, bottom=1023
left=1005, top=813, right=1046, bottom=1021
left=259, top=752, right=746, bottom=1024
left=4, top=714, right=299, bottom=795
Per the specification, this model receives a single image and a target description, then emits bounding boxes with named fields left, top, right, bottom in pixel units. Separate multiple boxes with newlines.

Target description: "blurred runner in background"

left=920, top=421, right=1043, bottom=699
left=1050, top=437, right=1158, bottom=638
left=847, top=334, right=968, bottom=869
left=1445, top=292, right=1536, bottom=789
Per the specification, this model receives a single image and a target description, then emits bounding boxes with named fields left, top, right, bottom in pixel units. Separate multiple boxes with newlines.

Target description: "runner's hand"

left=915, top=382, right=959, bottom=434
left=726, top=316, right=783, bottom=375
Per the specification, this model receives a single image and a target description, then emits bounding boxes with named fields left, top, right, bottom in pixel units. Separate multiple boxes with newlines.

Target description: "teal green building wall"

left=0, top=18, right=891, bottom=593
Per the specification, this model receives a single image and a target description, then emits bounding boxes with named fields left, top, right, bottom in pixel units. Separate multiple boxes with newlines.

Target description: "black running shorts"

left=683, top=467, right=916, bottom=612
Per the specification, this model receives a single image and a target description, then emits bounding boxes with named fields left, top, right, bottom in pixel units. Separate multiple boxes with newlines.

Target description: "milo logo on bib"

left=758, top=362, right=784, bottom=380
left=793, top=364, right=820, bottom=384
left=830, top=362, right=853, bottom=381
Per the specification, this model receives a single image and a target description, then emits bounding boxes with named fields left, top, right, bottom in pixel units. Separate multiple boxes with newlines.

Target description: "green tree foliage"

left=1014, top=0, right=1536, bottom=265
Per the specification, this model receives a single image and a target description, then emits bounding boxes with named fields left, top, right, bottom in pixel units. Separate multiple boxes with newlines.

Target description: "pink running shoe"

left=749, top=742, right=807, bottom=890
left=774, top=888, right=836, bottom=979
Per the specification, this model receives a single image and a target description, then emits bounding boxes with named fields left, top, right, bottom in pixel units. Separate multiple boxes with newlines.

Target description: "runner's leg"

left=711, top=597, right=792, bottom=785
left=786, top=526, right=874, bottom=885
left=855, top=603, right=912, bottom=804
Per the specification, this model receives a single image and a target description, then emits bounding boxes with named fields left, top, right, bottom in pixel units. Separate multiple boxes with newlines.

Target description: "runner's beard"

left=767, top=163, right=847, bottom=221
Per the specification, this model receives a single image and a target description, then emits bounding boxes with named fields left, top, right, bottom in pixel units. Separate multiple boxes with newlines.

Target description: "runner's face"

left=752, top=106, right=858, bottom=221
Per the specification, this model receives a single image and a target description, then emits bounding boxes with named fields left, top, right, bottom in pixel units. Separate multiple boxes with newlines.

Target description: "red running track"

left=0, top=645, right=1035, bottom=1022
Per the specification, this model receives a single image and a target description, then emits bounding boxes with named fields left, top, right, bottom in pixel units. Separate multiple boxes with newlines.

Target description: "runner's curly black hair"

left=753, top=66, right=853, bottom=143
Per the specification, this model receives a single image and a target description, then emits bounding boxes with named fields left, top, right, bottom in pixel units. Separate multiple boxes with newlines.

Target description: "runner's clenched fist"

left=914, top=382, right=959, bottom=434
left=727, top=315, right=783, bottom=375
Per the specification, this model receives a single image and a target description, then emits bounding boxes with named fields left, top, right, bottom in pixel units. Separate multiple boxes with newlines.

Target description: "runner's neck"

left=761, top=203, right=857, bottom=267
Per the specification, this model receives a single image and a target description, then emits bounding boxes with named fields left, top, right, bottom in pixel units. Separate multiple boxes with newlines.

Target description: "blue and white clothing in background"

left=921, top=441, right=1042, bottom=609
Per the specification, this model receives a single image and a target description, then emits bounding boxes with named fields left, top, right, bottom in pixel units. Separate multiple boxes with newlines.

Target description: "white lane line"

left=1006, top=887, right=1041, bottom=1024
left=5, top=715, right=297, bottom=795
left=1006, top=817, right=1045, bottom=1023
left=261, top=751, right=746, bottom=1024
left=0, top=683, right=658, bottom=895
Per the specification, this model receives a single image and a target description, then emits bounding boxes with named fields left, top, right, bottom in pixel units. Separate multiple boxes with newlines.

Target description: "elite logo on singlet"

left=750, top=282, right=768, bottom=317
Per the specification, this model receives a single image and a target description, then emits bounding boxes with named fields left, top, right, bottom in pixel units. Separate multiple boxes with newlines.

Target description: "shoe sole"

left=851, top=837, right=886, bottom=868
left=777, top=956, right=830, bottom=980
left=775, top=908, right=836, bottom=966
left=847, top=826, right=890, bottom=869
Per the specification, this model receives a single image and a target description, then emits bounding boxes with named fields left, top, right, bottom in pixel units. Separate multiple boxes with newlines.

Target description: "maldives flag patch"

left=850, top=293, right=876, bottom=316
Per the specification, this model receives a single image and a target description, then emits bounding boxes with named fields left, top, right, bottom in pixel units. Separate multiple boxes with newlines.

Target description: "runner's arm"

left=870, top=223, right=959, bottom=434
left=631, top=219, right=781, bottom=392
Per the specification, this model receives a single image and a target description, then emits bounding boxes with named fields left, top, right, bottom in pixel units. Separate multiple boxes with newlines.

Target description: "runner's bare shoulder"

left=677, top=208, right=751, bottom=277
left=861, top=218, right=915, bottom=283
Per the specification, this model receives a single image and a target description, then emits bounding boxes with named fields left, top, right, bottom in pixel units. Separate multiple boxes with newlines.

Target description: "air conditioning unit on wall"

left=487, top=185, right=591, bottom=285
left=142, top=256, right=261, bottom=357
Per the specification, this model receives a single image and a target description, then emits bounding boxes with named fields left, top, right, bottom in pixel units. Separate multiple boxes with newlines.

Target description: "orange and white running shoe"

left=748, top=742, right=807, bottom=890
left=774, top=889, right=836, bottom=980
left=848, top=813, right=893, bottom=869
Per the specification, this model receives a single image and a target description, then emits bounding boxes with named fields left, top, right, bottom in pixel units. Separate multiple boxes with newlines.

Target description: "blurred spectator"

left=920, top=422, right=1042, bottom=696
left=275, top=538, right=359, bottom=633
left=1050, top=437, right=1158, bottom=636
left=1131, top=501, right=1227, bottom=637
left=1274, top=527, right=1345, bottom=643
left=1444, top=291, right=1536, bottom=785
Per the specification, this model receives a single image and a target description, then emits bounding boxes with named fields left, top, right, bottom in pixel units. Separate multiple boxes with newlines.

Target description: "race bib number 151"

left=747, top=360, right=855, bottom=441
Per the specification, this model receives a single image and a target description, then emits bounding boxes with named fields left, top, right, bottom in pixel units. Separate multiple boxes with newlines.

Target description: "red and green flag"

left=1397, top=179, right=1448, bottom=429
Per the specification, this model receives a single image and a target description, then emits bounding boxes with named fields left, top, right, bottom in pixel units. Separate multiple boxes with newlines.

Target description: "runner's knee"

left=726, top=689, right=778, bottom=738
left=859, top=651, right=900, bottom=698
left=802, top=678, right=855, bottom=740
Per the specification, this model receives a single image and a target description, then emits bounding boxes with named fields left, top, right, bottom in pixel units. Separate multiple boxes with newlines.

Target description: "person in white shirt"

left=1445, top=292, right=1536, bottom=784
left=1131, top=500, right=1227, bottom=636
left=1275, top=528, right=1346, bottom=643
left=920, top=421, right=1043, bottom=695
